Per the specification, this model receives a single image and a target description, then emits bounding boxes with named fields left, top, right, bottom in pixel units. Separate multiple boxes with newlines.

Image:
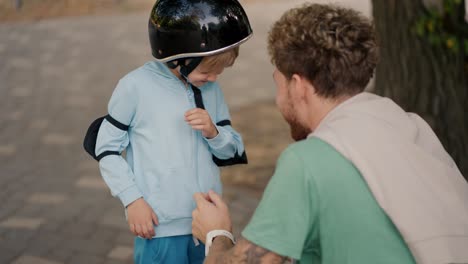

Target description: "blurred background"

left=0, top=0, right=466, bottom=263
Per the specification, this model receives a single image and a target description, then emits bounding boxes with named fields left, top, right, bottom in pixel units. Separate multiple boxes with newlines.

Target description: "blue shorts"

left=134, top=235, right=205, bottom=264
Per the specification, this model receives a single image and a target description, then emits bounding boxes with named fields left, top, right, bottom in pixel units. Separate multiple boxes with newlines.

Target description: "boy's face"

left=187, top=65, right=225, bottom=87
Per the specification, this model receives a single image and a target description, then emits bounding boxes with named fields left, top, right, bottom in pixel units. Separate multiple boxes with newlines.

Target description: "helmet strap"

left=166, top=60, right=180, bottom=69
left=166, top=57, right=203, bottom=82
left=180, top=57, right=203, bottom=78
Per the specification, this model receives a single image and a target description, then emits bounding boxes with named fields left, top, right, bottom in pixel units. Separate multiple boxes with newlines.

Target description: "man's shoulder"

left=282, top=137, right=357, bottom=176
left=284, top=137, right=342, bottom=159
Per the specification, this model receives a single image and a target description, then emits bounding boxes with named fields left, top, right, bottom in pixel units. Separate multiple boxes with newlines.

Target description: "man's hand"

left=185, top=108, right=218, bottom=139
left=192, top=190, right=232, bottom=243
left=126, top=198, right=159, bottom=239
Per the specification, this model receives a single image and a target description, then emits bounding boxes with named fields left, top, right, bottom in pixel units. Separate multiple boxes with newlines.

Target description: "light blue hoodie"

left=95, top=60, right=246, bottom=238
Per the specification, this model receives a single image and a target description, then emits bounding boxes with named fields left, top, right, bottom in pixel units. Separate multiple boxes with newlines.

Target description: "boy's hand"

left=126, top=198, right=159, bottom=239
left=185, top=108, right=218, bottom=139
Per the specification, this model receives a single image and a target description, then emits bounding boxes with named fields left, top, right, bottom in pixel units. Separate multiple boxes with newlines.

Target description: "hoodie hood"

left=316, top=92, right=454, bottom=165
left=312, top=92, right=468, bottom=264
left=142, top=60, right=179, bottom=80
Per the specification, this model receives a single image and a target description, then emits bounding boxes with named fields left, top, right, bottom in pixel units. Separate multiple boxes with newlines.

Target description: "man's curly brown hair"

left=268, top=4, right=379, bottom=98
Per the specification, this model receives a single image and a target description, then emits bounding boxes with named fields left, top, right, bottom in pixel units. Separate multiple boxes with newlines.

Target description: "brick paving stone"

left=68, top=254, right=105, bottom=264
left=47, top=205, right=83, bottom=222
left=0, top=217, right=44, bottom=230
left=29, top=119, right=49, bottom=130
left=75, top=176, right=108, bottom=190
left=0, top=203, right=20, bottom=221
left=2, top=230, right=37, bottom=247
left=103, top=259, right=130, bottom=264
left=23, top=233, right=63, bottom=257
left=59, top=221, right=96, bottom=239
left=22, top=245, right=53, bottom=259
left=0, top=144, right=17, bottom=156
left=107, top=245, right=133, bottom=260
left=75, top=191, right=113, bottom=205
left=11, top=255, right=63, bottom=264
left=11, top=87, right=32, bottom=97
left=47, top=248, right=75, bottom=263
left=39, top=219, right=71, bottom=233
left=62, top=237, right=113, bottom=255
left=0, top=246, right=20, bottom=264
left=66, top=95, right=93, bottom=108
left=99, top=212, right=128, bottom=230
left=9, top=190, right=28, bottom=204
left=114, top=231, right=135, bottom=246
left=78, top=160, right=98, bottom=171
left=27, top=193, right=68, bottom=205
left=7, top=110, right=24, bottom=121
left=88, top=226, right=118, bottom=243
left=9, top=57, right=31, bottom=69
left=0, top=226, right=8, bottom=236
left=14, top=204, right=49, bottom=218
left=41, top=133, right=75, bottom=146
left=79, top=206, right=112, bottom=224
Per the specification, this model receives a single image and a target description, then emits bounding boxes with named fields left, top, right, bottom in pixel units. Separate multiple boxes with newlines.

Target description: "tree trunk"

left=371, top=0, right=468, bottom=180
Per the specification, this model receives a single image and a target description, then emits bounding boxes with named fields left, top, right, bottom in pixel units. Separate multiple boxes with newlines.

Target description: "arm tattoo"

left=244, top=240, right=284, bottom=263
left=207, top=237, right=287, bottom=264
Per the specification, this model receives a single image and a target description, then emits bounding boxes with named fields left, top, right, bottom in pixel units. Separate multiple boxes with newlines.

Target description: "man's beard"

left=287, top=118, right=311, bottom=141
left=282, top=101, right=311, bottom=141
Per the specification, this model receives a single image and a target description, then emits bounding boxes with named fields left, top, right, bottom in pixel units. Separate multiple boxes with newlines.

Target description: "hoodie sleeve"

left=204, top=85, right=247, bottom=166
left=95, top=77, right=143, bottom=207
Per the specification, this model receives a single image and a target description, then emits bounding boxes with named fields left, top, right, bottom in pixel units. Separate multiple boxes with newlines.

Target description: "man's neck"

left=309, top=94, right=353, bottom=131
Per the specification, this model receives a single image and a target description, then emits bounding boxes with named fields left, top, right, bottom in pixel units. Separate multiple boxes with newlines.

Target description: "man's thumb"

left=208, top=190, right=225, bottom=207
left=193, top=192, right=208, bottom=206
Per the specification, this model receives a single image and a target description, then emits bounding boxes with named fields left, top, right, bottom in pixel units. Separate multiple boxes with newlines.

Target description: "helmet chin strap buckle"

left=167, top=57, right=203, bottom=80
left=166, top=60, right=180, bottom=69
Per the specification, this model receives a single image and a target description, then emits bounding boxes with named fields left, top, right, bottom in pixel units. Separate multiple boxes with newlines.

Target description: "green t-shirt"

left=242, top=137, right=416, bottom=263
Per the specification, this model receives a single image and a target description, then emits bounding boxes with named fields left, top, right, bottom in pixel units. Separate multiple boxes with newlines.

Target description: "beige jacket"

left=312, top=92, right=468, bottom=264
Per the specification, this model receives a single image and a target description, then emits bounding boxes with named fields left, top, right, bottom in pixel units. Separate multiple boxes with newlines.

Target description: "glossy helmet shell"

left=148, top=0, right=253, bottom=62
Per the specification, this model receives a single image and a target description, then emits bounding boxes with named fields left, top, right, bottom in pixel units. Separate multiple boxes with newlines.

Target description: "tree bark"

left=371, top=0, right=468, bottom=179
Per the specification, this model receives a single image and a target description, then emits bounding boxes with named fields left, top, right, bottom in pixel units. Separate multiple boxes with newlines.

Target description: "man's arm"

left=192, top=191, right=287, bottom=263
left=207, top=237, right=286, bottom=264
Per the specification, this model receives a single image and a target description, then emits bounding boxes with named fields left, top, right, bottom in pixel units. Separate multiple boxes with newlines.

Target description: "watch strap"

left=205, top=229, right=236, bottom=256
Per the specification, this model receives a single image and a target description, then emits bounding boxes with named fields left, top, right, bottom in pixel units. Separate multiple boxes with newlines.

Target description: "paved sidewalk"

left=0, top=1, right=370, bottom=263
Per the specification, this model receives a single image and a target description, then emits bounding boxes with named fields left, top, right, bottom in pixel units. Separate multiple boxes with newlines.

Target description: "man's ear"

left=290, top=74, right=308, bottom=101
left=291, top=74, right=317, bottom=102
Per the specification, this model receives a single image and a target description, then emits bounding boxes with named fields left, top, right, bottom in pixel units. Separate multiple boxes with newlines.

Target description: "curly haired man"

left=191, top=3, right=468, bottom=264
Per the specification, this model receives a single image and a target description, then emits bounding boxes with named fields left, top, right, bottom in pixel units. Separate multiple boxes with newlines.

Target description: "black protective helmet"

left=148, top=0, right=253, bottom=64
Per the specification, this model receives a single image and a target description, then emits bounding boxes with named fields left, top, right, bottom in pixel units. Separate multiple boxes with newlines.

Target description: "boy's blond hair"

left=199, top=47, right=240, bottom=71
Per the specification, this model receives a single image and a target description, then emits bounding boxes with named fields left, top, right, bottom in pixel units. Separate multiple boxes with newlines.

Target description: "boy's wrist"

left=118, top=185, right=144, bottom=208
left=204, top=126, right=219, bottom=139
left=204, top=126, right=228, bottom=148
left=125, top=197, right=143, bottom=208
